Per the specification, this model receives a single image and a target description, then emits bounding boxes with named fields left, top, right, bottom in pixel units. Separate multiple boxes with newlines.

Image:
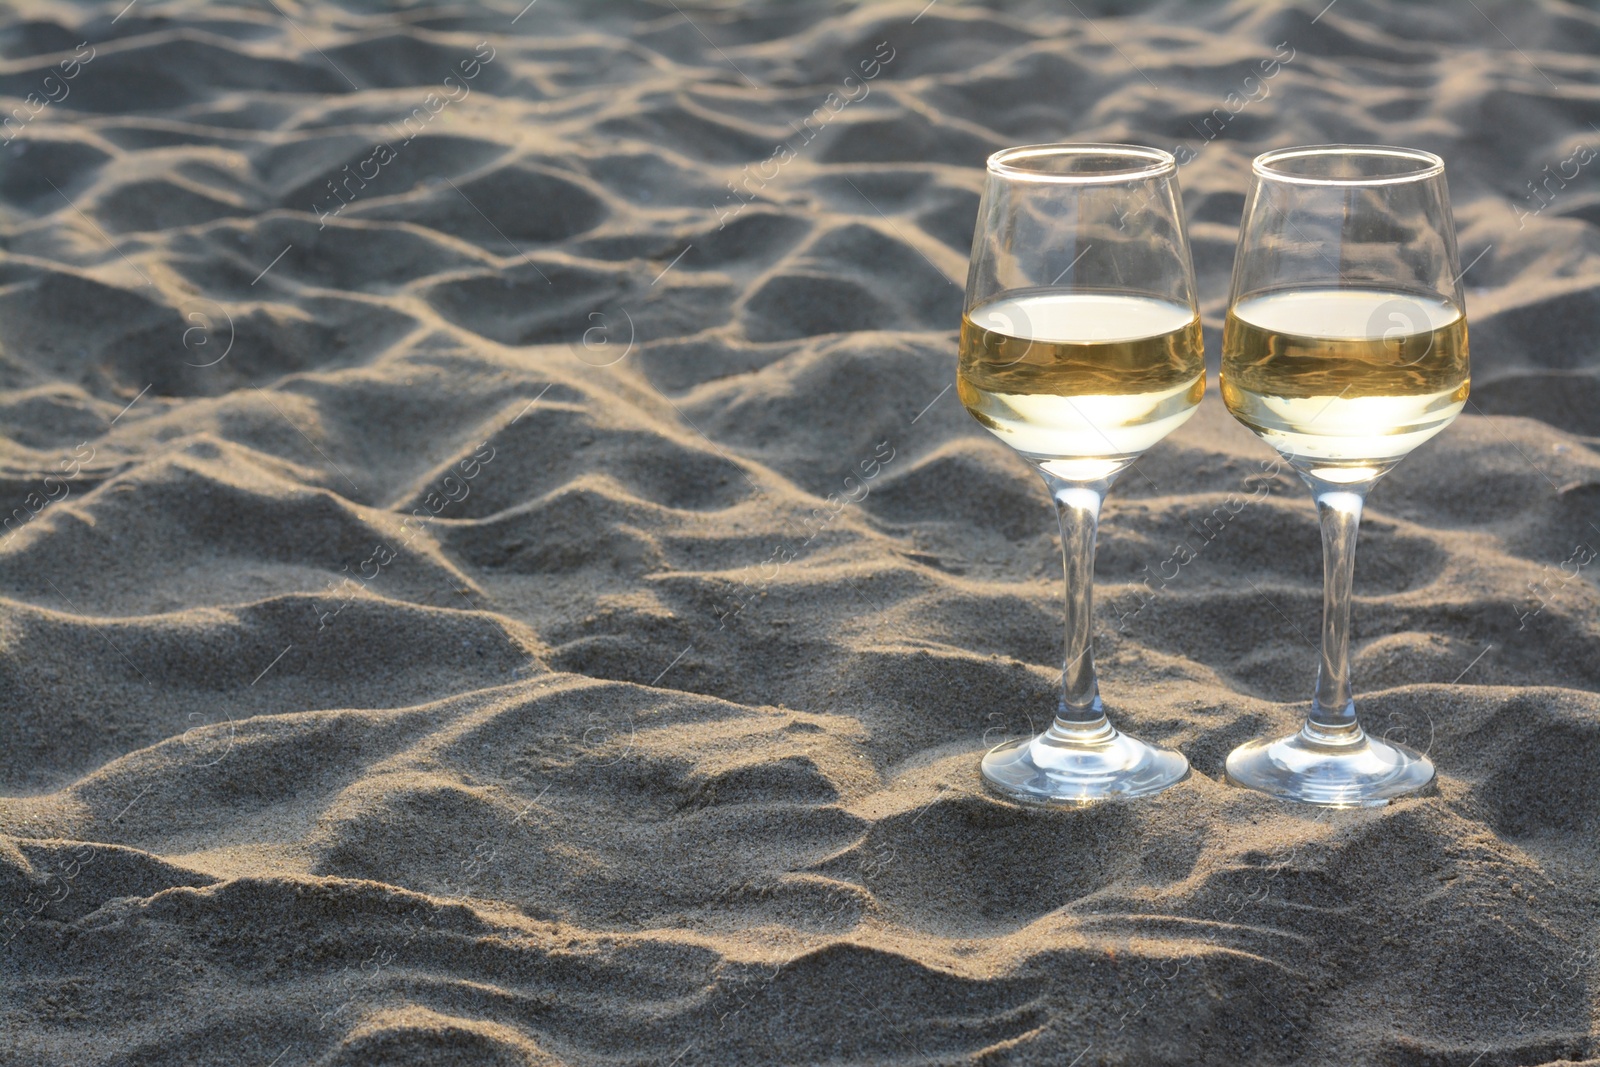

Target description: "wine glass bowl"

left=960, top=144, right=1201, bottom=804
left=1220, top=145, right=1468, bottom=806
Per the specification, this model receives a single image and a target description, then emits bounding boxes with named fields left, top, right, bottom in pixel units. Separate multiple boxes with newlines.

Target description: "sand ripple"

left=2, top=1, right=1598, bottom=1063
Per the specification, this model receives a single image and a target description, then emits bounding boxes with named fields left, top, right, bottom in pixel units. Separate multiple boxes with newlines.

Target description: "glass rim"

left=986, top=143, right=1176, bottom=184
left=1253, top=144, right=1445, bottom=187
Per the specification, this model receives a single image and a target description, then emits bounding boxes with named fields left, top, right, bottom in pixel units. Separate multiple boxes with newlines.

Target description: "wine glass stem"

left=1047, top=477, right=1112, bottom=738
left=1310, top=485, right=1367, bottom=741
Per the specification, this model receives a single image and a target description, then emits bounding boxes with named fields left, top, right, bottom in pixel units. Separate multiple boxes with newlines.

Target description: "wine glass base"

left=981, top=726, right=1189, bottom=806
left=1225, top=729, right=1434, bottom=807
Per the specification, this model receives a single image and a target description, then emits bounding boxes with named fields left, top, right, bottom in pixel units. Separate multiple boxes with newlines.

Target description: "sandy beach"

left=2, top=0, right=1599, bottom=1063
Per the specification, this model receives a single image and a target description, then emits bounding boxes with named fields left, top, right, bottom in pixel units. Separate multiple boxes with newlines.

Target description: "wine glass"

left=1221, top=145, right=1468, bottom=806
left=959, top=144, right=1202, bottom=804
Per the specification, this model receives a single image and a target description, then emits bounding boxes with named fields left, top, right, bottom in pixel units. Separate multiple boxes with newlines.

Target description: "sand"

left=1, top=0, right=1598, bottom=1063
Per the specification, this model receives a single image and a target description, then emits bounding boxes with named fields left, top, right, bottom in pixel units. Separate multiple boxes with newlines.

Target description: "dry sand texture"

left=1, top=0, right=1599, bottom=1064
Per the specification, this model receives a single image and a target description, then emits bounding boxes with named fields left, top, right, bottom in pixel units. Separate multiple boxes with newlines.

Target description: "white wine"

left=958, top=291, right=1204, bottom=480
left=1221, top=288, right=1469, bottom=480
